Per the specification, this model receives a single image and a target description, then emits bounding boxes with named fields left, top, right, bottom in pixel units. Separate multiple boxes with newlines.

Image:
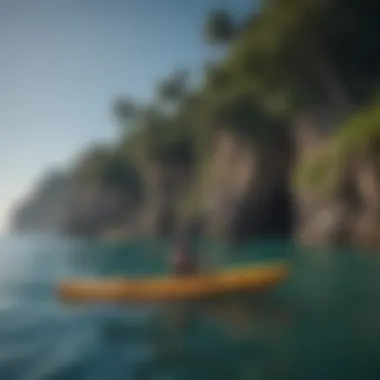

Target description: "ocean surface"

left=0, top=235, right=379, bottom=380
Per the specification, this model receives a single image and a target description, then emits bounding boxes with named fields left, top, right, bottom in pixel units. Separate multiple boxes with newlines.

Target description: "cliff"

left=10, top=167, right=142, bottom=237
left=10, top=109, right=380, bottom=249
left=9, top=125, right=294, bottom=242
left=186, top=126, right=294, bottom=242
left=294, top=102, right=380, bottom=249
left=9, top=1, right=380, bottom=248
left=10, top=171, right=73, bottom=233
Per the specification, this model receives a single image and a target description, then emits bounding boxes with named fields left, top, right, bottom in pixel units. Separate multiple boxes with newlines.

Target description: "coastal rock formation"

left=199, top=128, right=295, bottom=241
left=9, top=1, right=380, bottom=248
left=294, top=106, right=380, bottom=249
left=11, top=173, right=140, bottom=237
left=10, top=171, right=73, bottom=233
left=137, top=160, right=193, bottom=237
left=9, top=127, right=296, bottom=242
left=64, top=184, right=136, bottom=236
left=10, top=111, right=380, bottom=250
left=293, top=108, right=345, bottom=245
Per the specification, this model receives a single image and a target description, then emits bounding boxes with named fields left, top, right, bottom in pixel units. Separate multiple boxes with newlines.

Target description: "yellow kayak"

left=58, top=263, right=290, bottom=303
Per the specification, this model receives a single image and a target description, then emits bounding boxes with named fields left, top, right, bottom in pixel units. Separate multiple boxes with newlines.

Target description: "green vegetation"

left=73, top=144, right=143, bottom=201
left=331, top=101, right=380, bottom=160
left=294, top=147, right=342, bottom=196
left=296, top=100, right=380, bottom=195
left=70, top=1, right=380, bottom=218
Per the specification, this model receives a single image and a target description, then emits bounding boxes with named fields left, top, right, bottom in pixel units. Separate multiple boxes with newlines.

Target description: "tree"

left=156, top=70, right=189, bottom=104
left=63, top=0, right=380, bottom=239
left=204, top=63, right=233, bottom=92
left=113, top=98, right=139, bottom=130
left=74, top=146, right=143, bottom=197
left=227, top=0, right=380, bottom=115
left=204, top=9, right=235, bottom=45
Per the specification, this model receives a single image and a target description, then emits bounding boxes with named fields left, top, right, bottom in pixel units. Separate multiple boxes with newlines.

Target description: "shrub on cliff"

left=295, top=99, right=380, bottom=196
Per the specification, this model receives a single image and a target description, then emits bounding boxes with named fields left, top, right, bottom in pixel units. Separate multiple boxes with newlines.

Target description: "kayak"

left=58, top=262, right=290, bottom=303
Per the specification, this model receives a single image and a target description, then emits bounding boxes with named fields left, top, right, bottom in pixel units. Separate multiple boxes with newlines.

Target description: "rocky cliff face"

left=293, top=107, right=380, bottom=249
left=191, top=127, right=295, bottom=241
left=11, top=174, right=140, bottom=237
left=137, top=161, right=193, bottom=237
left=64, top=184, right=136, bottom=236
left=199, top=130, right=257, bottom=239
left=293, top=108, right=345, bottom=245
left=11, top=113, right=380, bottom=249
left=343, top=154, right=380, bottom=248
left=10, top=126, right=295, bottom=242
left=10, top=172, right=72, bottom=233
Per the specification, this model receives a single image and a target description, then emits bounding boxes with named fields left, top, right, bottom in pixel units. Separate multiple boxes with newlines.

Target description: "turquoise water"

left=0, top=235, right=379, bottom=379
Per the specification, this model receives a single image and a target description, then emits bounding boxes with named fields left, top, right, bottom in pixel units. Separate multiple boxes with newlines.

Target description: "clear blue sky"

left=0, top=0, right=255, bottom=230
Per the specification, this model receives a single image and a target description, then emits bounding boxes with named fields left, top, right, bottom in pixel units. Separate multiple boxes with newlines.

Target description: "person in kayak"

left=171, top=234, right=199, bottom=275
